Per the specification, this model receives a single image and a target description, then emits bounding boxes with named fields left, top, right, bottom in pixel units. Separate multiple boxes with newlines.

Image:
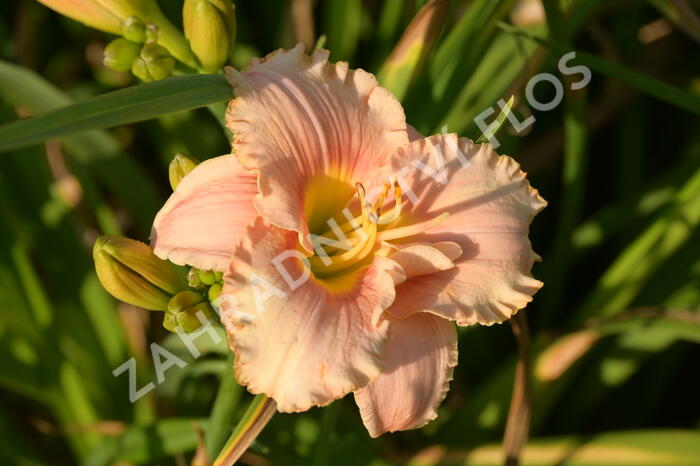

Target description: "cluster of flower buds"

left=103, top=16, right=175, bottom=82
left=93, top=153, right=225, bottom=333
left=38, top=0, right=197, bottom=68
left=40, top=0, right=237, bottom=79
left=187, top=268, right=224, bottom=307
left=93, top=235, right=222, bottom=333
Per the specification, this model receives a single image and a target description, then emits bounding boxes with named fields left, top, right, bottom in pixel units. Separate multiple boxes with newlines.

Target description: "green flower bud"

left=169, top=153, right=200, bottom=190
left=93, top=236, right=186, bottom=310
left=198, top=269, right=217, bottom=286
left=131, top=42, right=175, bottom=82
left=183, top=0, right=236, bottom=73
left=145, top=22, right=160, bottom=43
left=97, top=236, right=187, bottom=294
left=176, top=309, right=202, bottom=332
left=122, top=16, right=147, bottom=43
left=167, top=290, right=206, bottom=314
left=38, top=0, right=198, bottom=68
left=103, top=38, right=140, bottom=72
left=130, top=57, right=150, bottom=82
left=208, top=282, right=222, bottom=303
left=163, top=312, right=179, bottom=333
left=168, top=295, right=217, bottom=332
left=176, top=303, right=213, bottom=332
left=187, top=267, right=205, bottom=289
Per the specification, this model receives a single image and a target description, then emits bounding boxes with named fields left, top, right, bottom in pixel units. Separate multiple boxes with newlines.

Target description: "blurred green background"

left=1, top=0, right=700, bottom=465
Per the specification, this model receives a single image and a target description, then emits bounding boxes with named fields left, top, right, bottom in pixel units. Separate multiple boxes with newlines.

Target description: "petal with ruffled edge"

left=151, top=155, right=258, bottom=272
left=220, top=218, right=404, bottom=412
left=386, top=242, right=461, bottom=277
left=225, top=44, right=409, bottom=251
left=354, top=312, right=457, bottom=437
left=384, top=134, right=546, bottom=325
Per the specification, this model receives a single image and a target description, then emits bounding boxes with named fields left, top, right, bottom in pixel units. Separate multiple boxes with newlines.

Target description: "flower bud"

left=167, top=290, right=206, bottom=313
left=145, top=22, right=159, bottom=43
left=93, top=236, right=186, bottom=310
left=166, top=291, right=217, bottom=332
left=37, top=0, right=126, bottom=34
left=163, top=312, right=179, bottom=332
left=103, top=38, right=141, bottom=72
left=198, top=269, right=217, bottom=286
left=187, top=267, right=205, bottom=289
left=176, top=302, right=216, bottom=332
left=208, top=282, right=222, bottom=303
left=37, top=0, right=198, bottom=69
left=122, top=16, right=147, bottom=43
left=183, top=0, right=236, bottom=72
left=131, top=43, right=175, bottom=82
left=169, top=153, right=200, bottom=190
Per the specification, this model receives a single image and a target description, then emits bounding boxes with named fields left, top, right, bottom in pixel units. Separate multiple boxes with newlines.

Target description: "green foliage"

left=0, top=0, right=699, bottom=465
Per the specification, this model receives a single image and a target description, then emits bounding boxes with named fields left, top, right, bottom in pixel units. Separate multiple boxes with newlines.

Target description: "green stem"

left=502, top=311, right=531, bottom=466
left=140, top=3, right=198, bottom=69
left=311, top=401, right=340, bottom=466
left=207, top=101, right=232, bottom=138
left=206, top=354, right=243, bottom=459
left=213, top=394, right=276, bottom=466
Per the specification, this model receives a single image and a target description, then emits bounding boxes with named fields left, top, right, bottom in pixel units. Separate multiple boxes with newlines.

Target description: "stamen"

left=308, top=180, right=441, bottom=277
left=356, top=183, right=370, bottom=229
left=318, top=181, right=388, bottom=238
left=379, top=213, right=449, bottom=241
left=376, top=180, right=403, bottom=227
left=309, top=223, right=377, bottom=276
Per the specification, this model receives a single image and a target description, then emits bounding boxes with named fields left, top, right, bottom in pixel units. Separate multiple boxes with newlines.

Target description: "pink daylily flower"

left=151, top=44, right=546, bottom=437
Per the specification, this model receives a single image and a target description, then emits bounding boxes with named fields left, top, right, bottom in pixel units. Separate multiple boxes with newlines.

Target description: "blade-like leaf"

left=498, top=24, right=700, bottom=116
left=0, top=70, right=232, bottom=153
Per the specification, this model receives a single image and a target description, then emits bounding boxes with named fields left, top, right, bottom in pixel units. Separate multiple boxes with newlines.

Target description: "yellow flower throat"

left=305, top=178, right=448, bottom=279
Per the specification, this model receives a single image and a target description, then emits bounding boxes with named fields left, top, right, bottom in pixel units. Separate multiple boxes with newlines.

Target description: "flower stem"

left=206, top=354, right=243, bottom=459
left=213, top=394, right=276, bottom=466
left=502, top=311, right=531, bottom=466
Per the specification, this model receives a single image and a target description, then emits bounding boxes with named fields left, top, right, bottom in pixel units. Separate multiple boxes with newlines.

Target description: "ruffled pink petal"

left=354, top=312, right=457, bottom=437
left=220, top=218, right=403, bottom=412
left=387, top=242, right=460, bottom=277
left=225, top=44, right=409, bottom=251
left=151, top=155, right=258, bottom=272
left=384, top=134, right=546, bottom=325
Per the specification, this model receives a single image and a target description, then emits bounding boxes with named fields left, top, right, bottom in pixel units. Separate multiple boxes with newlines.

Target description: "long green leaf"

left=576, top=166, right=700, bottom=320
left=0, top=71, right=232, bottom=152
left=0, top=60, right=162, bottom=240
left=498, top=24, right=700, bottom=116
